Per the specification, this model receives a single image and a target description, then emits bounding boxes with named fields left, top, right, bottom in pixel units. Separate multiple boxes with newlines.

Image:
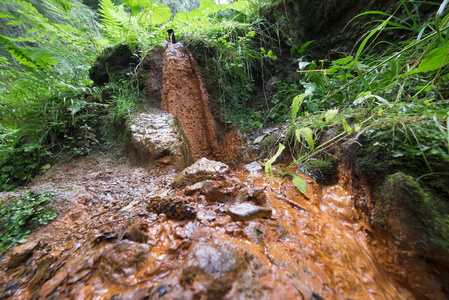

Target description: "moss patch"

left=258, top=135, right=279, bottom=157
left=373, top=172, right=449, bottom=246
left=299, top=156, right=337, bottom=185
left=353, top=121, right=449, bottom=194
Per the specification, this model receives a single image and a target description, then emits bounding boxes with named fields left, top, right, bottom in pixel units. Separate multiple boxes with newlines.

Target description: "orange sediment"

left=161, top=43, right=217, bottom=161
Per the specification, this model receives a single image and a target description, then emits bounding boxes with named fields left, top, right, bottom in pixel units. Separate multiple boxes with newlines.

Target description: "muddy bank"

left=0, top=152, right=414, bottom=299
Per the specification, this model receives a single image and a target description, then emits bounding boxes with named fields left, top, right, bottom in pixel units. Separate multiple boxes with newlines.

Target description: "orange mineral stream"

left=161, top=43, right=217, bottom=161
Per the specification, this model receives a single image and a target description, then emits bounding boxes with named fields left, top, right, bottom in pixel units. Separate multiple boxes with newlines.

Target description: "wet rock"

left=183, top=181, right=204, bottom=195
left=147, top=196, right=197, bottom=221
left=183, top=180, right=224, bottom=202
left=99, top=240, right=150, bottom=284
left=150, top=241, right=311, bottom=299
left=29, top=254, right=57, bottom=290
left=5, top=241, right=40, bottom=269
left=227, top=203, right=272, bottom=221
left=183, top=221, right=200, bottom=239
left=174, top=226, right=186, bottom=240
left=149, top=284, right=172, bottom=298
left=184, top=177, right=242, bottom=203
left=129, top=110, right=192, bottom=171
left=199, top=180, right=220, bottom=201
left=0, top=281, right=21, bottom=297
left=197, top=209, right=217, bottom=223
left=122, top=219, right=149, bottom=243
left=213, top=131, right=245, bottom=167
left=225, top=222, right=245, bottom=238
left=244, top=223, right=265, bottom=244
left=167, top=240, right=192, bottom=255
left=162, top=43, right=218, bottom=161
left=177, top=242, right=245, bottom=297
left=235, top=186, right=268, bottom=205
left=243, top=161, right=263, bottom=172
left=172, top=157, right=229, bottom=188
left=136, top=46, right=163, bottom=105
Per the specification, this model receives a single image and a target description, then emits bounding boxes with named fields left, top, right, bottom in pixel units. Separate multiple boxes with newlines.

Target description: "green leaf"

left=0, top=11, right=14, bottom=19
left=291, top=174, right=307, bottom=194
left=342, top=115, right=361, bottom=134
left=290, top=46, right=297, bottom=57
left=230, top=0, right=250, bottom=12
left=324, top=109, right=339, bottom=123
left=355, top=16, right=392, bottom=62
left=142, top=2, right=171, bottom=25
left=404, top=42, right=449, bottom=75
left=333, top=56, right=353, bottom=65
left=391, top=150, right=404, bottom=157
left=354, top=93, right=390, bottom=106
left=298, top=40, right=314, bottom=54
left=265, top=143, right=285, bottom=176
left=296, top=128, right=314, bottom=150
left=434, top=114, right=449, bottom=153
left=291, top=93, right=309, bottom=122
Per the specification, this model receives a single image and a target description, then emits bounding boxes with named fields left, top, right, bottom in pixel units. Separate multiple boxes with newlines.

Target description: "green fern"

left=98, top=0, right=171, bottom=44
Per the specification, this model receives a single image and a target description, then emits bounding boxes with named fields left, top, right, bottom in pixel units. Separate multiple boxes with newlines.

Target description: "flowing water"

left=162, top=43, right=217, bottom=161
left=0, top=43, right=415, bottom=299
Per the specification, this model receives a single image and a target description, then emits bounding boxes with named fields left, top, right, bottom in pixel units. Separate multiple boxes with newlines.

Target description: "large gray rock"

left=129, top=110, right=192, bottom=170
left=227, top=203, right=272, bottom=221
left=172, top=158, right=229, bottom=188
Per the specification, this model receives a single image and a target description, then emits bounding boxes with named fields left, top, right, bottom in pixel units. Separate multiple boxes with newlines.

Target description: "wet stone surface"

left=129, top=110, right=192, bottom=171
left=171, top=157, right=229, bottom=188
left=0, top=152, right=415, bottom=299
left=243, top=161, right=263, bottom=172
left=227, top=202, right=272, bottom=221
left=99, top=240, right=150, bottom=284
left=5, top=241, right=40, bottom=269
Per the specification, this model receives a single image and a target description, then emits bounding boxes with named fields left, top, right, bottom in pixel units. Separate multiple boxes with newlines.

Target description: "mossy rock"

left=373, top=172, right=449, bottom=247
left=89, top=44, right=140, bottom=86
left=258, top=135, right=278, bottom=157
left=299, top=157, right=337, bottom=185
left=340, top=120, right=449, bottom=298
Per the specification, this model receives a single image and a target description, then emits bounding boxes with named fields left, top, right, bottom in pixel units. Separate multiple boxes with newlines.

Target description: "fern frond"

left=99, top=0, right=123, bottom=31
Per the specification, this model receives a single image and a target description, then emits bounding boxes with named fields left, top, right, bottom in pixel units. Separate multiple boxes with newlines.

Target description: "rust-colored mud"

left=213, top=131, right=245, bottom=167
left=232, top=170, right=413, bottom=299
left=0, top=154, right=414, bottom=299
left=161, top=43, right=217, bottom=161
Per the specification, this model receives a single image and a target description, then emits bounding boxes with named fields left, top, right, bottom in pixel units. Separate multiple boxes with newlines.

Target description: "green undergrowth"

left=356, top=119, right=449, bottom=181
left=0, top=0, right=275, bottom=191
left=263, top=0, right=449, bottom=200
left=0, top=190, right=58, bottom=254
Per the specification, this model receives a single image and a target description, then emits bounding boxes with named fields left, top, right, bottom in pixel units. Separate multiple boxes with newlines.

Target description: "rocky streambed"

left=0, top=154, right=414, bottom=299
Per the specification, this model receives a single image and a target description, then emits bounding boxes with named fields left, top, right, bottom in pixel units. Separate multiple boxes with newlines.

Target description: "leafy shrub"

left=0, top=190, right=58, bottom=254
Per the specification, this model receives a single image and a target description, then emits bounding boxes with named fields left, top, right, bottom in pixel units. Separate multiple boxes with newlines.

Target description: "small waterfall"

left=161, top=43, right=217, bottom=161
